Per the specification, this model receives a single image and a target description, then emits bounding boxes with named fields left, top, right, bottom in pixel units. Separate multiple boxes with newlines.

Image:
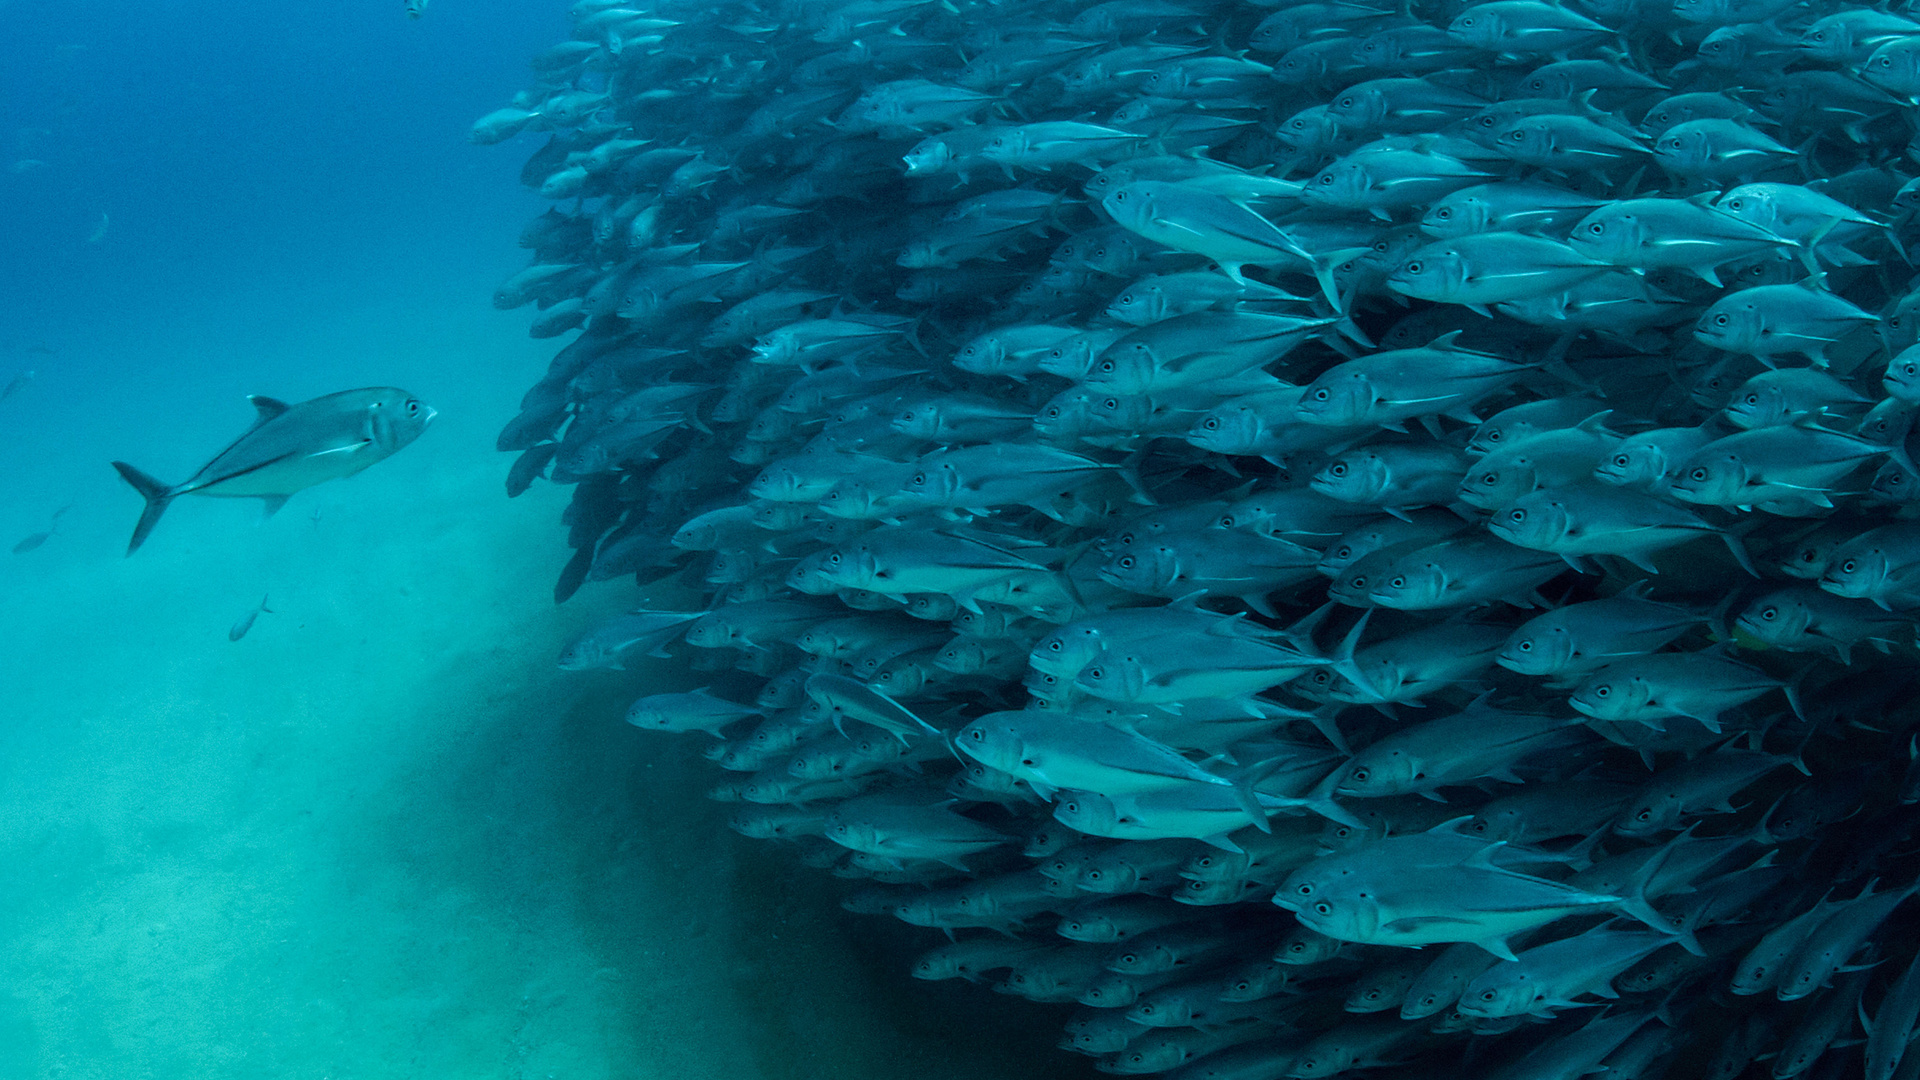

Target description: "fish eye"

left=1760, top=607, right=1777, bottom=620
left=1595, top=685, right=1611, bottom=697
left=1313, top=902, right=1333, bottom=915
left=1434, top=208, right=1451, bottom=219
left=1389, top=575, right=1405, bottom=588
left=1330, top=463, right=1347, bottom=476
left=1313, top=389, right=1330, bottom=401
left=1726, top=198, right=1743, bottom=210
left=1351, top=767, right=1370, bottom=781
left=1744, top=393, right=1758, bottom=404
left=1714, top=314, right=1730, bottom=326
left=1202, top=418, right=1220, bottom=430
left=1906, top=364, right=1918, bottom=376
left=1481, top=472, right=1497, bottom=484
left=1118, top=556, right=1134, bottom=568
left=1319, top=173, right=1335, bottom=185
left=1842, top=560, right=1858, bottom=573
left=1612, top=454, right=1629, bottom=466
left=1516, top=639, right=1532, bottom=651
left=1509, top=509, right=1526, bottom=522
left=1103, top=398, right=1118, bottom=409
left=1404, top=260, right=1423, bottom=274
left=1338, top=96, right=1354, bottom=109
left=1588, top=222, right=1604, bottom=234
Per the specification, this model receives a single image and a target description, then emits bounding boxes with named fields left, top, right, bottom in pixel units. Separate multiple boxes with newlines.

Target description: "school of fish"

left=481, top=0, right=1920, bottom=1075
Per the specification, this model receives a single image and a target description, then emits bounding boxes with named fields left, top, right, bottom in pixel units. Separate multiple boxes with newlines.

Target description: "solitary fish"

left=11, top=503, right=71, bottom=554
left=228, top=594, right=273, bottom=642
left=111, top=388, right=435, bottom=554
left=406, top=0, right=428, bottom=18
left=0, top=369, right=33, bottom=403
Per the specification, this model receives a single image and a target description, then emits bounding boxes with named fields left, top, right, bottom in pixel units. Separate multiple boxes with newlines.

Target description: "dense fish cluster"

left=481, top=0, right=1920, bottom=1075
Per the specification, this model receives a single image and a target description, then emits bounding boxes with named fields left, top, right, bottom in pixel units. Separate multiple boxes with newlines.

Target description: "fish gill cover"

left=480, top=0, right=1920, bottom=1076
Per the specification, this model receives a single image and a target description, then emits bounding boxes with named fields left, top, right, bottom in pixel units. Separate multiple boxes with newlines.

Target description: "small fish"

left=228, top=594, right=272, bottom=642
left=406, top=0, right=428, bottom=19
left=0, top=369, right=33, bottom=402
left=10, top=503, right=70, bottom=554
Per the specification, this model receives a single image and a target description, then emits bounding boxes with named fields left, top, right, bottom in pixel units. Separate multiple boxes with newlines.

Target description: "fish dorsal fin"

left=248, top=395, right=292, bottom=425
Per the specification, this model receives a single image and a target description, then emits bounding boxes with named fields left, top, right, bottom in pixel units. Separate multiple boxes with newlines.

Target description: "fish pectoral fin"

left=308, top=441, right=373, bottom=459
left=260, top=495, right=291, bottom=519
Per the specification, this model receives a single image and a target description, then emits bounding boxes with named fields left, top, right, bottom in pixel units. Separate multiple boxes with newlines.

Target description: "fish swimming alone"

left=111, top=388, right=434, bottom=554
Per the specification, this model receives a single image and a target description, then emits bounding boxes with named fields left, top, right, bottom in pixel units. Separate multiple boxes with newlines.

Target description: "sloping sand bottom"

left=0, top=263, right=1077, bottom=1078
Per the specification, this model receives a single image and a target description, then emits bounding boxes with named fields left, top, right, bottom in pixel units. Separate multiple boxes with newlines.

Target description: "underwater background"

left=0, top=2, right=1064, bottom=1076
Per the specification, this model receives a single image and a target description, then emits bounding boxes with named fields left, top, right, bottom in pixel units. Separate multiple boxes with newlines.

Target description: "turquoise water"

left=0, top=4, right=1065, bottom=1075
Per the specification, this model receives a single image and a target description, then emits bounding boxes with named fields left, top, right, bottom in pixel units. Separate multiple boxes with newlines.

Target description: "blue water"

left=0, top=4, right=1063, bottom=1075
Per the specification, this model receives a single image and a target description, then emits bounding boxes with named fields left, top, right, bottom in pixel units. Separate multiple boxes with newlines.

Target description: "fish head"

left=1421, top=191, right=1487, bottom=238
left=1188, top=400, right=1269, bottom=455
left=1326, top=85, right=1385, bottom=129
left=1301, top=160, right=1367, bottom=210
left=1029, top=624, right=1102, bottom=679
left=1862, top=38, right=1920, bottom=99
left=1614, top=790, right=1682, bottom=837
left=1275, top=105, right=1341, bottom=153
left=1714, top=185, right=1779, bottom=231
left=1083, top=343, right=1157, bottom=395
left=1668, top=452, right=1748, bottom=507
left=1498, top=623, right=1574, bottom=676
left=1105, top=541, right=1175, bottom=591
left=1736, top=592, right=1815, bottom=646
left=824, top=816, right=880, bottom=853
left=1457, top=974, right=1533, bottom=1019
left=1568, top=669, right=1653, bottom=721
left=1336, top=748, right=1418, bottom=797
left=1277, top=926, right=1341, bottom=966
left=900, top=460, right=961, bottom=507
left=787, top=551, right=839, bottom=594
left=1296, top=371, right=1376, bottom=427
left=1033, top=387, right=1100, bottom=440
left=1568, top=207, right=1641, bottom=263
left=944, top=714, right=1021, bottom=772
left=935, top=639, right=987, bottom=674
left=1387, top=245, right=1467, bottom=303
left=1868, top=460, right=1918, bottom=504
left=869, top=655, right=927, bottom=697
left=1490, top=492, right=1569, bottom=549
left=1052, top=789, right=1120, bottom=836
left=1819, top=541, right=1889, bottom=599
left=1878, top=292, right=1920, bottom=356
left=1099, top=182, right=1156, bottom=234
left=1075, top=653, right=1148, bottom=701
left=1723, top=380, right=1786, bottom=430
left=1459, top=457, right=1533, bottom=509
left=1885, top=346, right=1920, bottom=400
left=1330, top=549, right=1396, bottom=607
left=1079, top=853, right=1143, bottom=894
left=1446, top=6, right=1507, bottom=49
left=952, top=332, right=1007, bottom=374
left=1694, top=295, right=1763, bottom=353
left=1312, top=450, right=1389, bottom=504
left=1492, top=118, right=1555, bottom=164
left=1368, top=558, right=1446, bottom=610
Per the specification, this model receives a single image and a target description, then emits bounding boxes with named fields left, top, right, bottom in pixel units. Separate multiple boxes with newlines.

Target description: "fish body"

left=113, top=390, right=435, bottom=554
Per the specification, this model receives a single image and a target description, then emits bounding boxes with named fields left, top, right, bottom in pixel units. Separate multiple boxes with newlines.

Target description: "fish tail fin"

left=111, top=461, right=174, bottom=556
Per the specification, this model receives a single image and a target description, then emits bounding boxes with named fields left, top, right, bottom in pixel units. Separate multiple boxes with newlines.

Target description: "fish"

left=0, top=369, right=34, bottom=402
left=405, top=0, right=427, bottom=18
left=111, top=389, right=436, bottom=554
left=227, top=594, right=272, bottom=642
left=11, top=503, right=71, bottom=554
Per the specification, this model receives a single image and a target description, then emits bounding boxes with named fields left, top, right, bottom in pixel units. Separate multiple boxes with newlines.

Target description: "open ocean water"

left=0, top=3, right=1065, bottom=1076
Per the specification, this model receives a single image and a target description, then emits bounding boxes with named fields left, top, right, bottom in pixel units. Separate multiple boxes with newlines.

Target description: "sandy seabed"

left=0, top=259, right=1074, bottom=1079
